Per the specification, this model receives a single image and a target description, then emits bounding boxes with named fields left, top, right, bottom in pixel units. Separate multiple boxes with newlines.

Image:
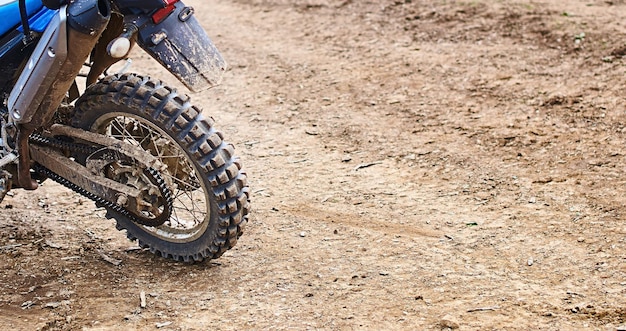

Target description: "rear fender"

left=134, top=1, right=226, bottom=92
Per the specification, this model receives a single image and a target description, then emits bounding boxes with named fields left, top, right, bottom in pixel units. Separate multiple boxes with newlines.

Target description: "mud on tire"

left=71, top=73, right=250, bottom=262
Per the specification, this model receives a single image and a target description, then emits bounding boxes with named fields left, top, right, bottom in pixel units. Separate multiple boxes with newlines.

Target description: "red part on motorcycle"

left=151, top=0, right=177, bottom=24
left=135, top=1, right=227, bottom=92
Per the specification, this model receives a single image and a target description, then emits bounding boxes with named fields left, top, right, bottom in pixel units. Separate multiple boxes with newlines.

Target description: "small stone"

left=45, top=240, right=64, bottom=249
left=299, top=231, right=307, bottom=237
left=44, top=302, right=61, bottom=309
left=527, top=258, right=534, bottom=266
left=156, top=321, right=172, bottom=328
left=21, top=301, right=34, bottom=309
left=439, top=314, right=459, bottom=329
left=140, top=291, right=147, bottom=308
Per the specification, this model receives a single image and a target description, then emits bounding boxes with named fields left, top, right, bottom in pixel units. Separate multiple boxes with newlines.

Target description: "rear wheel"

left=72, top=73, right=250, bottom=262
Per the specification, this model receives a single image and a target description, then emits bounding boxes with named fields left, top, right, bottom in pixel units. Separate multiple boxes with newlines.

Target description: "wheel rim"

left=91, top=113, right=211, bottom=243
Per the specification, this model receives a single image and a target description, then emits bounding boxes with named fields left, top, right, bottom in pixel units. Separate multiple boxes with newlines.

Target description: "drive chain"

left=29, top=133, right=173, bottom=226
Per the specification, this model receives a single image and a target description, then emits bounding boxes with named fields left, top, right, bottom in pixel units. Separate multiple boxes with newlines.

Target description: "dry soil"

left=1, top=0, right=626, bottom=330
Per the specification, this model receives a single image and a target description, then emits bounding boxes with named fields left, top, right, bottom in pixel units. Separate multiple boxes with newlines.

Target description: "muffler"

left=8, top=0, right=110, bottom=189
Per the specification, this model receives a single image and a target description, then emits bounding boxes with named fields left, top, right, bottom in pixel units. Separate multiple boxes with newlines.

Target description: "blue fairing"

left=17, top=6, right=56, bottom=33
left=0, top=0, right=45, bottom=37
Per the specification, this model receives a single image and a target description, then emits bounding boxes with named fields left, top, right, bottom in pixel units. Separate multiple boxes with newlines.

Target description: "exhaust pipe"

left=9, top=0, right=110, bottom=189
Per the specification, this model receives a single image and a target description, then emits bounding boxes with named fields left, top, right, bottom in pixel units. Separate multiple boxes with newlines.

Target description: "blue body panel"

left=0, top=0, right=45, bottom=37
left=17, top=6, right=57, bottom=33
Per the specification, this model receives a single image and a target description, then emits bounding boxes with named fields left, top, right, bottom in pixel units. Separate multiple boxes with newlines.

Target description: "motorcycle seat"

left=0, top=0, right=43, bottom=37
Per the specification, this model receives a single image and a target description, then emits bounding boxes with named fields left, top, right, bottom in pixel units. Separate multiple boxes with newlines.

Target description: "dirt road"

left=1, top=0, right=626, bottom=330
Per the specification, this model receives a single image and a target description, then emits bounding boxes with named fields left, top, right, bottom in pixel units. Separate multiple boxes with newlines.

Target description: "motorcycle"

left=0, top=0, right=250, bottom=262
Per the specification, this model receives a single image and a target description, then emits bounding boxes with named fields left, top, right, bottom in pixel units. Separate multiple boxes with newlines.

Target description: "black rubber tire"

left=72, top=73, right=249, bottom=262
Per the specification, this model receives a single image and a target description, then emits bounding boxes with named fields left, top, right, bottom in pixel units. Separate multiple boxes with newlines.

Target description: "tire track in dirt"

left=284, top=204, right=443, bottom=239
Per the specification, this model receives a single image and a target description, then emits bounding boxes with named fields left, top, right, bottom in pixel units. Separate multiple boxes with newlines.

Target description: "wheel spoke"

left=99, top=115, right=210, bottom=239
left=183, top=189, right=202, bottom=224
left=174, top=188, right=204, bottom=225
left=137, top=126, right=155, bottom=148
left=110, top=118, right=142, bottom=143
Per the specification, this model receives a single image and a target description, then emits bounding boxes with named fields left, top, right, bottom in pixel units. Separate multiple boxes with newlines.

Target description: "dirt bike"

left=0, top=0, right=250, bottom=262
